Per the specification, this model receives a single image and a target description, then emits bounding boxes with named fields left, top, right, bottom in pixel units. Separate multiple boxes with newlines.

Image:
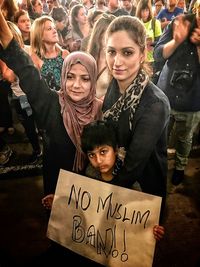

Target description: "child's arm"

left=41, top=194, right=54, bottom=210
left=153, top=225, right=165, bottom=241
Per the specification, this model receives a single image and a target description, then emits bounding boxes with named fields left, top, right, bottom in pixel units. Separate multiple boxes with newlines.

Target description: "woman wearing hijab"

left=0, top=6, right=102, bottom=196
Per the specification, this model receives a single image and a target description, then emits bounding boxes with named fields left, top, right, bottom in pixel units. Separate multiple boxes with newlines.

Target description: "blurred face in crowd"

left=65, top=63, right=92, bottom=102
left=108, top=0, right=119, bottom=10
left=166, top=0, right=177, bottom=10
left=17, top=13, right=31, bottom=34
left=76, top=7, right=87, bottom=25
left=154, top=0, right=164, bottom=15
left=47, top=0, right=54, bottom=11
left=120, top=0, right=132, bottom=11
left=97, top=0, right=106, bottom=6
left=177, top=0, right=185, bottom=9
left=194, top=0, right=200, bottom=18
left=141, top=7, right=150, bottom=22
left=20, top=0, right=28, bottom=9
left=55, top=19, right=66, bottom=32
left=33, top=0, right=43, bottom=14
left=190, top=0, right=200, bottom=45
left=42, top=20, right=59, bottom=43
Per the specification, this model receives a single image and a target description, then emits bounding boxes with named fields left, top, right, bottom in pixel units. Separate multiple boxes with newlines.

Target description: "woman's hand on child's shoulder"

left=41, top=194, right=54, bottom=210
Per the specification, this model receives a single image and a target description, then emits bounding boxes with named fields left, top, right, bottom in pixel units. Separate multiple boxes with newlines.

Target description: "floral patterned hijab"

left=58, top=51, right=102, bottom=172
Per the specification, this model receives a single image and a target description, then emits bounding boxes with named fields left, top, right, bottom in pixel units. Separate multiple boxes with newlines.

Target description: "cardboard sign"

left=47, top=169, right=162, bottom=267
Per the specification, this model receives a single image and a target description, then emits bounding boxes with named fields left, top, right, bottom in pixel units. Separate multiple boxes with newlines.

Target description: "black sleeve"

left=0, top=39, right=57, bottom=129
left=111, top=98, right=170, bottom=188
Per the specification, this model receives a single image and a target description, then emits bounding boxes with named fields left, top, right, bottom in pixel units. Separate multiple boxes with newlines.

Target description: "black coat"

left=103, top=79, right=170, bottom=202
left=154, top=14, right=200, bottom=112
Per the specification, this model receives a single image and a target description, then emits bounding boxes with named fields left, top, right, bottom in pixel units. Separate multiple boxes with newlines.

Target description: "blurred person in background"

left=1, top=0, right=19, bottom=21
left=67, top=4, right=90, bottom=51
left=120, top=0, right=136, bottom=16
left=46, top=0, right=60, bottom=14
left=136, top=0, right=162, bottom=80
left=30, top=15, right=69, bottom=91
left=18, top=0, right=28, bottom=10
left=28, top=0, right=45, bottom=20
left=154, top=0, right=200, bottom=185
left=0, top=20, right=42, bottom=163
left=14, top=9, right=31, bottom=45
left=80, top=10, right=104, bottom=50
left=50, top=6, right=71, bottom=49
left=88, top=0, right=108, bottom=13
left=0, top=136, right=13, bottom=166
left=153, top=0, right=165, bottom=17
left=0, top=78, right=14, bottom=135
left=106, top=0, right=129, bottom=16
left=82, top=0, right=95, bottom=14
left=177, top=0, right=187, bottom=12
left=87, top=13, right=115, bottom=99
left=156, top=0, right=183, bottom=30
left=0, top=0, right=17, bottom=135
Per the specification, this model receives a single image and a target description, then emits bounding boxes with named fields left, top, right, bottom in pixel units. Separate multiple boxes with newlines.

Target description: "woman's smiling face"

left=65, top=63, right=92, bottom=102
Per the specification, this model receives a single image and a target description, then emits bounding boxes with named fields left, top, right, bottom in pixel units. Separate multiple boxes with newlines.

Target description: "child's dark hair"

left=81, top=120, right=117, bottom=153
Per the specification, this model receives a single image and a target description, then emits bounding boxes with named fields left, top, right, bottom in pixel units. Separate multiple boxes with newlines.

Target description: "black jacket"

left=154, top=14, right=200, bottom=112
left=102, top=78, right=170, bottom=200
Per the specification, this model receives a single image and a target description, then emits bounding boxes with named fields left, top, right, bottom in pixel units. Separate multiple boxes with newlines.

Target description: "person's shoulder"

left=30, top=52, right=43, bottom=70
left=94, top=97, right=103, bottom=113
left=118, top=8, right=129, bottom=16
left=144, top=20, right=151, bottom=27
left=62, top=49, right=70, bottom=58
left=175, top=7, right=184, bottom=14
left=95, top=96, right=104, bottom=103
left=23, top=45, right=31, bottom=55
left=112, top=8, right=129, bottom=16
left=155, top=84, right=170, bottom=107
left=157, top=8, right=167, bottom=16
left=155, top=17, right=161, bottom=25
left=85, top=163, right=101, bottom=180
left=145, top=81, right=170, bottom=104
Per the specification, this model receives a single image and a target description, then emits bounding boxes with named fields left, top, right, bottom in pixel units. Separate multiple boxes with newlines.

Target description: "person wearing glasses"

left=153, top=0, right=165, bottom=17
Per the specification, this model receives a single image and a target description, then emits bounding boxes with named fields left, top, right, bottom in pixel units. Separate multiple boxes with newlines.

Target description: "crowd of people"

left=0, top=0, right=199, bottom=264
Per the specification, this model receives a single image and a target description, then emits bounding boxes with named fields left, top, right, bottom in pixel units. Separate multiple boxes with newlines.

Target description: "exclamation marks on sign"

left=121, top=229, right=128, bottom=262
left=111, top=228, right=128, bottom=262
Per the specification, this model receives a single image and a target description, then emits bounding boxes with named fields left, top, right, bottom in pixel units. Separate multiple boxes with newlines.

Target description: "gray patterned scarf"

left=103, top=69, right=149, bottom=130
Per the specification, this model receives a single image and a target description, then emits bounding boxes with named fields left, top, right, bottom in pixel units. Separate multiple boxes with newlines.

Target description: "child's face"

left=87, top=145, right=117, bottom=181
